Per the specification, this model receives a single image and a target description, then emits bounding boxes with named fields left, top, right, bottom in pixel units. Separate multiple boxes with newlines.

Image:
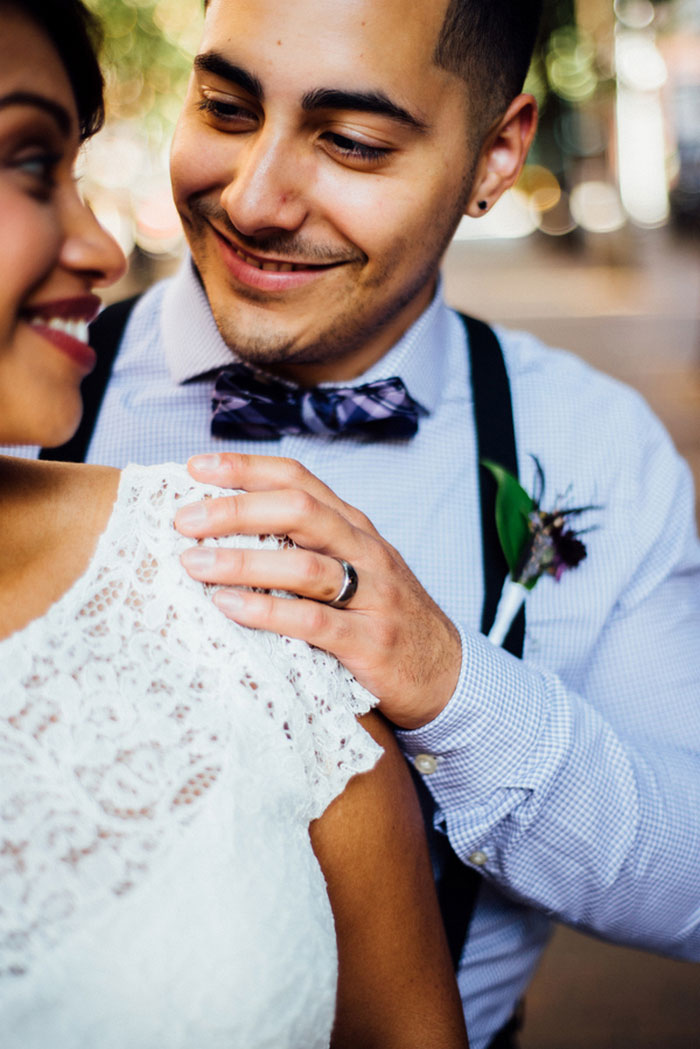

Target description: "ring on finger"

left=327, top=558, right=359, bottom=609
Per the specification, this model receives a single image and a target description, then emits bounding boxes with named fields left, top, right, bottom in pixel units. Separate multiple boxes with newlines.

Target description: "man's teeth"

left=32, top=317, right=89, bottom=342
left=233, top=247, right=299, bottom=272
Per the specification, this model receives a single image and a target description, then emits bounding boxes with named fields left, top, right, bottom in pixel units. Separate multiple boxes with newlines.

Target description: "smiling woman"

left=0, top=0, right=123, bottom=447
left=0, top=4, right=468, bottom=1048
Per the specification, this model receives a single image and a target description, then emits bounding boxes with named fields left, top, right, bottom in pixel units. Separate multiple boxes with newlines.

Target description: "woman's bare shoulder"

left=0, top=457, right=121, bottom=637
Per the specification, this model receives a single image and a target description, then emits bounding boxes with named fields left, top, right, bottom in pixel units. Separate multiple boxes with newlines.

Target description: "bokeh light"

left=79, top=1, right=697, bottom=250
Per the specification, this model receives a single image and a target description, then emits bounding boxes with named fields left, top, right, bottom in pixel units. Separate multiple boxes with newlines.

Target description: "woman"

left=0, top=2, right=469, bottom=1046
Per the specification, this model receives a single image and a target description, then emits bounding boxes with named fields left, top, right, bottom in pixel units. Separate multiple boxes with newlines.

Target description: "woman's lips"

left=214, top=229, right=341, bottom=292
left=27, top=321, right=97, bottom=373
left=26, top=293, right=103, bottom=324
left=21, top=295, right=103, bottom=373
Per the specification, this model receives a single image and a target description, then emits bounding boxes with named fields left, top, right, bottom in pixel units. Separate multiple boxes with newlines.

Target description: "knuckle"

left=251, top=591, right=275, bottom=625
left=279, top=457, right=308, bottom=485
left=223, top=547, right=246, bottom=575
left=216, top=452, right=243, bottom=477
left=347, top=505, right=374, bottom=532
left=297, top=550, right=325, bottom=586
left=331, top=612, right=355, bottom=646
left=286, top=488, right=317, bottom=523
left=210, top=494, right=240, bottom=528
left=303, top=601, right=329, bottom=636
left=373, top=542, right=399, bottom=577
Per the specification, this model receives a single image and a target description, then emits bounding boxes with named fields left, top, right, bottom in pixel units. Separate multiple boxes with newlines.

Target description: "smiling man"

left=169, top=0, right=535, bottom=383
left=34, top=0, right=700, bottom=1046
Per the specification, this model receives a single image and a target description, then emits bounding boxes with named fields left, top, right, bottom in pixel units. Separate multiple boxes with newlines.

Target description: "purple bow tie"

left=211, top=364, right=424, bottom=440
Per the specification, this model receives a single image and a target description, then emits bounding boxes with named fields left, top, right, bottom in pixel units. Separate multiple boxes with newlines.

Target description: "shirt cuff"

left=395, top=623, right=549, bottom=812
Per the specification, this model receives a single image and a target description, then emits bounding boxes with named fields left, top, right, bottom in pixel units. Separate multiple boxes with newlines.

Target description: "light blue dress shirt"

left=27, top=261, right=700, bottom=1047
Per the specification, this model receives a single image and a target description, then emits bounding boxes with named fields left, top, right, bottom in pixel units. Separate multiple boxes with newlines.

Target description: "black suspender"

left=39, top=295, right=140, bottom=463
left=39, top=296, right=525, bottom=970
left=409, top=313, right=525, bottom=969
left=465, top=314, right=525, bottom=654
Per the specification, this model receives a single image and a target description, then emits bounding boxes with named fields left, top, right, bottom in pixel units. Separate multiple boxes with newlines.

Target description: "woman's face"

left=0, top=7, right=125, bottom=447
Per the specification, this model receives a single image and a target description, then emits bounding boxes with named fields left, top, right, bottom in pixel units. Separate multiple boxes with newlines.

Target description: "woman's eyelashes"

left=8, top=141, right=64, bottom=200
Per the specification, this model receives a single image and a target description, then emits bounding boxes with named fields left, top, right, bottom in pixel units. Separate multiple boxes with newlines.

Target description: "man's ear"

left=464, top=94, right=538, bottom=217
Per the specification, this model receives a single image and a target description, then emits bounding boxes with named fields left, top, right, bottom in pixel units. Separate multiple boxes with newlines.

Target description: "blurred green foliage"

left=85, top=0, right=597, bottom=152
left=87, top=0, right=202, bottom=134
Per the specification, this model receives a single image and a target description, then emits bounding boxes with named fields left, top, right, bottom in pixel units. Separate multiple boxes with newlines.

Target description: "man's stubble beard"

left=183, top=191, right=470, bottom=376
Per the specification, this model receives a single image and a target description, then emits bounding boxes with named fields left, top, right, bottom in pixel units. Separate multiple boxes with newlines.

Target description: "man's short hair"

left=202, top=0, right=543, bottom=132
left=435, top=0, right=543, bottom=129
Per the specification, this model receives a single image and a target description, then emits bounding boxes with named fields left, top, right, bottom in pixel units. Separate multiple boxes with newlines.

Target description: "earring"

left=478, top=200, right=488, bottom=211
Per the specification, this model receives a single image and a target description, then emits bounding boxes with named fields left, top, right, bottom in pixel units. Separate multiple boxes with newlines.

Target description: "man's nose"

left=220, top=129, right=310, bottom=237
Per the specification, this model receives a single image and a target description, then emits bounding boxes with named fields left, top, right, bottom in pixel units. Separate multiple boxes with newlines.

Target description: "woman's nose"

left=59, top=190, right=127, bottom=288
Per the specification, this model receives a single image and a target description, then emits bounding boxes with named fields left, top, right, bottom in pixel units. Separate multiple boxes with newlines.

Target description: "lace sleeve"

left=120, top=462, right=384, bottom=819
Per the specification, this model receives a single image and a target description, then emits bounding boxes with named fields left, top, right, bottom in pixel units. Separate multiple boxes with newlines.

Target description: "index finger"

left=185, top=452, right=376, bottom=532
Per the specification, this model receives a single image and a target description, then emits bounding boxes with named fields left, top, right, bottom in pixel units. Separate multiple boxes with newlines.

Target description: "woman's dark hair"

left=4, top=0, right=105, bottom=139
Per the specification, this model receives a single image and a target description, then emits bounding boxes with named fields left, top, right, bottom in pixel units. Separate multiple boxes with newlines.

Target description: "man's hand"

left=174, top=453, right=461, bottom=730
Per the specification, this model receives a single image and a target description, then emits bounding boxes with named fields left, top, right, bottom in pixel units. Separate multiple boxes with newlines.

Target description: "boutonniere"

left=483, top=457, right=600, bottom=647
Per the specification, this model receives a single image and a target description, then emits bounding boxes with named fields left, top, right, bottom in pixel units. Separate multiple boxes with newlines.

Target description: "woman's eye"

left=323, top=132, right=390, bottom=166
left=14, top=150, right=61, bottom=194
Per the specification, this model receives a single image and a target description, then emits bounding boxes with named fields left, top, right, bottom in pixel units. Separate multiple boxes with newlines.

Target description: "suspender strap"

left=411, top=312, right=525, bottom=969
left=463, top=314, right=525, bottom=656
left=39, top=295, right=140, bottom=463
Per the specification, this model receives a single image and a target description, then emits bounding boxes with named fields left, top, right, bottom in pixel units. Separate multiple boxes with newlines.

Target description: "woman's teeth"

left=32, top=316, right=89, bottom=342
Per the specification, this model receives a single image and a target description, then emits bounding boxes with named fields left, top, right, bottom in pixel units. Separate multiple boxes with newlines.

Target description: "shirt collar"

left=162, top=254, right=453, bottom=415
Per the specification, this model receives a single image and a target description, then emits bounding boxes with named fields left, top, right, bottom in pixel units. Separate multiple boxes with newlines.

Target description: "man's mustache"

left=189, top=198, right=364, bottom=266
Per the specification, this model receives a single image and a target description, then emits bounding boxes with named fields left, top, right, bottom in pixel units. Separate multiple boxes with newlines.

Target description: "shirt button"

left=413, top=753, right=438, bottom=775
left=469, top=850, right=488, bottom=867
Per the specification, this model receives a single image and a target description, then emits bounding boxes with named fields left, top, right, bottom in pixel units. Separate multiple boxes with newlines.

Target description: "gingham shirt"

left=27, top=261, right=700, bottom=1047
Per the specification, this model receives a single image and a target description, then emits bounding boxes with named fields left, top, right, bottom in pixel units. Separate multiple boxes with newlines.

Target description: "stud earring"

left=478, top=200, right=488, bottom=211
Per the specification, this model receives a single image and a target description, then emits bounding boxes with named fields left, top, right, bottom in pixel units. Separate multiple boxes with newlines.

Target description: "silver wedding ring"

left=328, top=558, right=359, bottom=609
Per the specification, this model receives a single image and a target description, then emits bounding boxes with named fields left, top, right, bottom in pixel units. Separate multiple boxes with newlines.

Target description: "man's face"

left=171, top=0, right=476, bottom=382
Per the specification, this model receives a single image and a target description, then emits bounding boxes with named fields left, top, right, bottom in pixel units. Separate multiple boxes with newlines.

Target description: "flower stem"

left=487, top=580, right=528, bottom=647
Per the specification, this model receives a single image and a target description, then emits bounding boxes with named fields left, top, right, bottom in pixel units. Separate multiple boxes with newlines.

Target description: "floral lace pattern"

left=0, top=463, right=380, bottom=1047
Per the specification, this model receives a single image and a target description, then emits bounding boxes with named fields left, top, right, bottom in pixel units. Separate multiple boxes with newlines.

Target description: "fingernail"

left=214, top=589, right=246, bottom=614
left=189, top=454, right=222, bottom=472
left=181, top=547, right=217, bottom=572
left=175, top=503, right=209, bottom=530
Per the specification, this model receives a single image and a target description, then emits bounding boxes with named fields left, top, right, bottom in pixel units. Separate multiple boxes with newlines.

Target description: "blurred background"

left=84, top=0, right=699, bottom=1043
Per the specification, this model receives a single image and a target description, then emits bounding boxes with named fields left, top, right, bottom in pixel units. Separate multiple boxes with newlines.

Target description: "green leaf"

left=481, top=460, right=535, bottom=577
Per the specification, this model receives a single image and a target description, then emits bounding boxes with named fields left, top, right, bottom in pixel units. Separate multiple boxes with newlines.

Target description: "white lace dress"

left=0, top=463, right=381, bottom=1049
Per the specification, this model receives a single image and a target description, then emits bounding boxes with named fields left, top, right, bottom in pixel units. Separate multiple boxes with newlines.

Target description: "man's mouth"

left=217, top=228, right=338, bottom=273
left=232, top=245, right=313, bottom=272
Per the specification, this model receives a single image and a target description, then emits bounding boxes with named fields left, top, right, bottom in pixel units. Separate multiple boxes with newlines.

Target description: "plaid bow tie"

left=211, top=364, right=423, bottom=440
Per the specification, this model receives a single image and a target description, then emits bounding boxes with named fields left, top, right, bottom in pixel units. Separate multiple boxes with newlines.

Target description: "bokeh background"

left=84, top=0, right=700, bottom=1044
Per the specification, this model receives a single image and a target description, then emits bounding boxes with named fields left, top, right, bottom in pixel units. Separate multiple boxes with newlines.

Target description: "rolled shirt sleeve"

left=398, top=396, right=700, bottom=960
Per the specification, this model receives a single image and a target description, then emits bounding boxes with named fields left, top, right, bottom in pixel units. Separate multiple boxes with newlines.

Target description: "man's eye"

left=197, top=97, right=256, bottom=126
left=322, top=132, right=390, bottom=166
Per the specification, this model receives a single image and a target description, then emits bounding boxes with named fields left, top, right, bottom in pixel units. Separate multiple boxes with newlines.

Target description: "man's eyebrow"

left=0, top=92, right=71, bottom=135
left=301, top=88, right=429, bottom=132
left=194, top=52, right=264, bottom=102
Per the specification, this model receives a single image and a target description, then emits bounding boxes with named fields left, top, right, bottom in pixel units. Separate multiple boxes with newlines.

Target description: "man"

left=36, top=0, right=700, bottom=1045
